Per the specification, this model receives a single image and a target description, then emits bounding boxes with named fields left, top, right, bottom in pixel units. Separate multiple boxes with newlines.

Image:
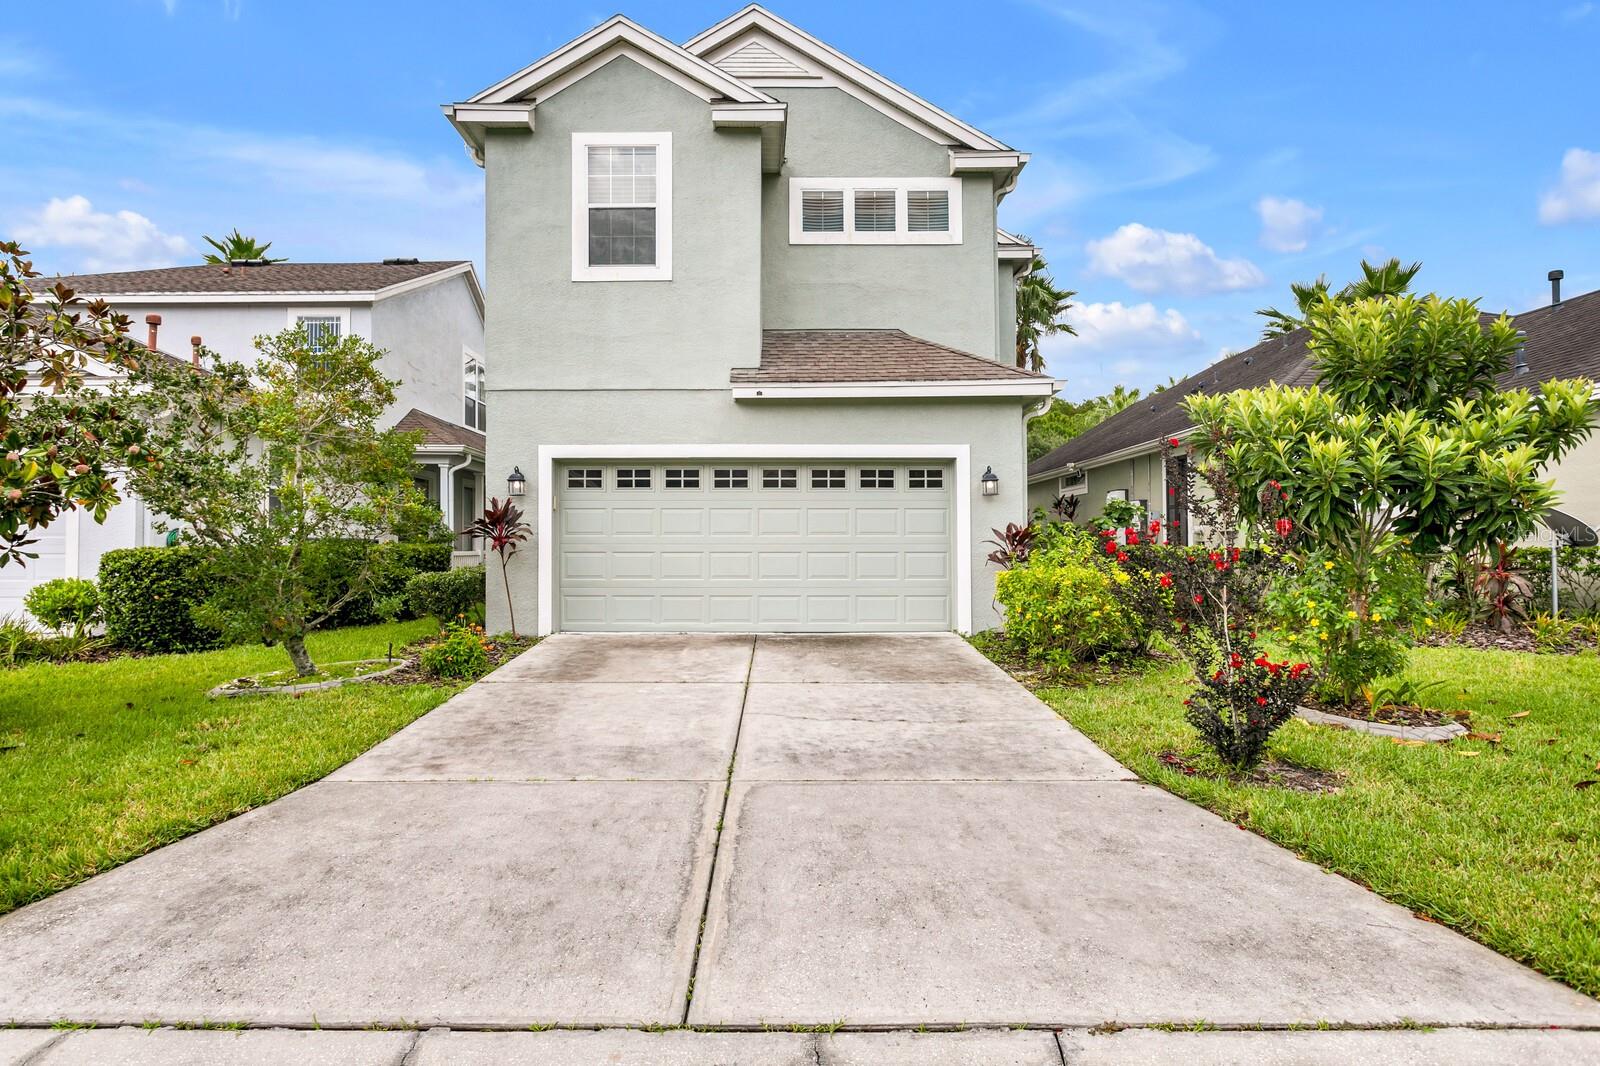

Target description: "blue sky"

left=4, top=1, right=1598, bottom=399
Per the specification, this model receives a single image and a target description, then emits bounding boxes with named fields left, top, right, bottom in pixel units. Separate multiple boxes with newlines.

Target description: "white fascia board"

left=950, top=150, right=1025, bottom=173
left=535, top=441, right=973, bottom=635
left=1026, top=430, right=1195, bottom=483
left=69, top=291, right=377, bottom=305
left=374, top=262, right=485, bottom=320
left=468, top=15, right=770, bottom=106
left=447, top=102, right=535, bottom=128
left=684, top=6, right=1011, bottom=152
left=732, top=379, right=1057, bottom=400
left=712, top=101, right=787, bottom=172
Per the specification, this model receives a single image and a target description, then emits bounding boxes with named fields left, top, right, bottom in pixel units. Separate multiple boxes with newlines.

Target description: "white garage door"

left=555, top=461, right=953, bottom=632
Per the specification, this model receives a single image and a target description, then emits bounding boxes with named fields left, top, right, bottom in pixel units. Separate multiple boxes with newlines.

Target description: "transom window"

left=713, top=467, right=749, bottom=489
left=616, top=468, right=652, bottom=489
left=572, top=132, right=672, bottom=281
left=790, top=178, right=961, bottom=245
left=761, top=467, right=798, bottom=489
left=1058, top=470, right=1087, bottom=494
left=463, top=354, right=486, bottom=431
left=908, top=468, right=944, bottom=489
left=566, top=468, right=601, bottom=489
left=811, top=468, right=846, bottom=489
left=664, top=468, right=700, bottom=489
left=860, top=468, right=895, bottom=489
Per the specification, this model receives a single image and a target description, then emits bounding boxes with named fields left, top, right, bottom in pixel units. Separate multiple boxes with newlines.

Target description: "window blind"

left=801, top=189, right=844, bottom=232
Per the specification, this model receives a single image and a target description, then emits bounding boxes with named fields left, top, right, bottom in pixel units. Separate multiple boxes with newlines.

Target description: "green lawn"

left=0, top=620, right=449, bottom=915
left=1020, top=645, right=1600, bottom=998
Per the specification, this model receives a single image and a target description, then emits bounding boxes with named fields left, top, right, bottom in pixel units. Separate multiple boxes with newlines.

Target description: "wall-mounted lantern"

left=980, top=466, right=1000, bottom=497
left=507, top=466, right=526, bottom=497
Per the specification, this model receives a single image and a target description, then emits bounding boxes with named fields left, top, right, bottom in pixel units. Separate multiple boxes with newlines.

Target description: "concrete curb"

left=1295, top=705, right=1469, bottom=743
left=208, top=659, right=412, bottom=699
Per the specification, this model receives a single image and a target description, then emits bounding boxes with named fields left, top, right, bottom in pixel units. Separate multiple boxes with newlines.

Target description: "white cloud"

left=1562, top=2, right=1594, bottom=22
left=1067, top=300, right=1202, bottom=352
left=1539, top=148, right=1600, bottom=224
left=1085, top=223, right=1266, bottom=295
left=14, top=195, right=193, bottom=271
left=1255, top=196, right=1324, bottom=253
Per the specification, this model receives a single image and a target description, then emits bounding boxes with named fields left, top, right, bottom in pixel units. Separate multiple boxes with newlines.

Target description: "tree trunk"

left=501, top=556, right=518, bottom=638
left=284, top=633, right=316, bottom=677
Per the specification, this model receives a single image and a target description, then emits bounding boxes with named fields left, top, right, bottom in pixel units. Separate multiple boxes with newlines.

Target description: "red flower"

left=1253, top=656, right=1269, bottom=668
left=1117, top=552, right=1129, bottom=562
left=1104, top=541, right=1117, bottom=554
left=1289, top=663, right=1309, bottom=678
left=1168, top=437, right=1181, bottom=446
left=1159, top=573, right=1173, bottom=587
left=1149, top=520, right=1161, bottom=533
left=1268, top=479, right=1280, bottom=488
left=1274, top=517, right=1294, bottom=538
left=1126, top=531, right=1141, bottom=545
left=1256, top=696, right=1269, bottom=706
left=1193, top=594, right=1205, bottom=604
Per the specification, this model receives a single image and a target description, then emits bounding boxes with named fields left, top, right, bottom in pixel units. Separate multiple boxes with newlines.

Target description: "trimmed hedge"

left=406, top=565, right=485, bottom=623
left=100, top=540, right=455, bottom=652
left=99, top=547, right=222, bottom=653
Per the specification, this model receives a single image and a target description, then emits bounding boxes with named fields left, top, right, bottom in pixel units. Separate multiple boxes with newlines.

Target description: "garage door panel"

left=556, top=461, right=952, bottom=632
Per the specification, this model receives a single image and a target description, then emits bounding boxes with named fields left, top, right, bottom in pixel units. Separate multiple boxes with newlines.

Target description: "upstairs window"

left=789, top=178, right=961, bottom=245
left=572, top=132, right=672, bottom=281
left=294, top=314, right=342, bottom=352
left=463, top=354, right=486, bottom=431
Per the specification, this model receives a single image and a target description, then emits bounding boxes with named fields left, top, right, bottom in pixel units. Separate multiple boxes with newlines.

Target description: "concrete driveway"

left=2, top=633, right=1598, bottom=1065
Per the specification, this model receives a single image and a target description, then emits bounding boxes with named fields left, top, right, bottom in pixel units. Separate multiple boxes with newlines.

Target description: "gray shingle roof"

left=394, top=408, right=485, bottom=452
left=48, top=261, right=469, bottom=295
left=1029, top=288, right=1600, bottom=478
left=734, top=329, right=1046, bottom=384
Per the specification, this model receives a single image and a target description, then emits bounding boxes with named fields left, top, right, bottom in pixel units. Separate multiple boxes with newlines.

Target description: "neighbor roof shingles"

left=394, top=408, right=485, bottom=452
left=734, top=329, right=1047, bottom=384
left=47, top=261, right=469, bottom=295
left=1028, top=288, right=1600, bottom=478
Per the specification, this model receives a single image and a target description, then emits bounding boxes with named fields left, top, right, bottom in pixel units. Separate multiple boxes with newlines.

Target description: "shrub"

left=304, top=539, right=453, bottom=627
left=406, top=565, right=485, bottom=623
left=1185, top=655, right=1313, bottom=770
left=99, top=547, right=222, bottom=653
left=24, top=578, right=100, bottom=636
left=419, top=620, right=490, bottom=680
left=1526, top=611, right=1577, bottom=652
left=0, top=613, right=42, bottom=667
left=994, top=525, right=1141, bottom=669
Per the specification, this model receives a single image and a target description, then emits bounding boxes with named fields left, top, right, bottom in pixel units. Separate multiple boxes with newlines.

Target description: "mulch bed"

left=372, top=632, right=537, bottom=686
left=1421, top=622, right=1598, bottom=655
left=1159, top=750, right=1345, bottom=794
left=1300, top=695, right=1464, bottom=728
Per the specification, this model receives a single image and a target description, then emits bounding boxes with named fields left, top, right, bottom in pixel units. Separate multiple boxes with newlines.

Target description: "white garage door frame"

left=535, top=443, right=972, bottom=635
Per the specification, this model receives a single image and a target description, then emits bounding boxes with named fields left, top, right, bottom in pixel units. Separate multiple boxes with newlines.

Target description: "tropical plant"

left=1013, top=241, right=1076, bottom=373
left=460, top=498, right=531, bottom=637
left=984, top=522, right=1036, bottom=569
left=1, top=241, right=159, bottom=568
left=23, top=577, right=100, bottom=638
left=119, top=326, right=422, bottom=676
left=201, top=229, right=285, bottom=264
left=1256, top=257, right=1421, bottom=338
left=1360, top=676, right=1447, bottom=715
left=993, top=524, right=1142, bottom=671
left=0, top=613, right=40, bottom=666
left=1474, top=543, right=1534, bottom=634
left=1525, top=611, right=1576, bottom=652
left=1189, top=291, right=1597, bottom=698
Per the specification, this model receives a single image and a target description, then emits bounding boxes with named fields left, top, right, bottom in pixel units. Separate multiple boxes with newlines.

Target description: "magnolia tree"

left=122, top=326, right=422, bottom=676
left=1, top=241, right=163, bottom=566
left=1186, top=293, right=1597, bottom=701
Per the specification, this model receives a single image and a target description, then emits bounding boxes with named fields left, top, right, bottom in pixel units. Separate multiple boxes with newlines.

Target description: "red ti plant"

left=984, top=522, right=1036, bottom=569
left=1473, top=541, right=1532, bottom=634
left=460, top=497, right=532, bottom=637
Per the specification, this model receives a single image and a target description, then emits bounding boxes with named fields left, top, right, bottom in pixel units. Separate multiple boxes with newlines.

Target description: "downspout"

left=443, top=453, right=473, bottom=552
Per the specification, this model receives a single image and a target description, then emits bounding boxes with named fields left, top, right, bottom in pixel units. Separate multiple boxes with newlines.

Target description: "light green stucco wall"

left=758, top=87, right=999, bottom=359
left=1027, top=449, right=1168, bottom=525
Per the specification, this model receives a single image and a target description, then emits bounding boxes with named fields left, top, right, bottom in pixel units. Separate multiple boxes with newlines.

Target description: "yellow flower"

left=1371, top=613, right=1383, bottom=622
left=1305, top=600, right=1316, bottom=609
left=1308, top=618, right=1319, bottom=627
left=1424, top=617, right=1435, bottom=627
left=1345, top=610, right=1358, bottom=620
left=1323, top=561, right=1335, bottom=571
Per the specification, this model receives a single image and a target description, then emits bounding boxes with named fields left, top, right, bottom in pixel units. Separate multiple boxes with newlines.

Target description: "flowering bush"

left=419, top=620, right=491, bottom=680
left=1266, top=549, right=1428, bottom=705
left=1185, top=653, right=1312, bottom=769
left=993, top=524, right=1143, bottom=670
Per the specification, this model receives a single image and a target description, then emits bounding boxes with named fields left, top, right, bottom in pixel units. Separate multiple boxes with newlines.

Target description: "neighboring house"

left=2, top=260, right=487, bottom=618
left=1027, top=278, right=1600, bottom=543
left=442, top=4, right=1055, bottom=634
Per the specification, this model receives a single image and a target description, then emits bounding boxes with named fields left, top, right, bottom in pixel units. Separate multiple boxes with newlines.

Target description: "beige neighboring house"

left=1028, top=276, right=1600, bottom=545
left=4, top=260, right=487, bottom=619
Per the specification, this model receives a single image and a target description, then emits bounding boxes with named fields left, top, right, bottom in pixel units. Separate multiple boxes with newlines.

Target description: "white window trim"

left=571, top=131, right=673, bottom=282
left=1057, top=472, right=1087, bottom=496
left=286, top=307, right=350, bottom=332
left=788, top=177, right=962, bottom=246
left=536, top=444, right=972, bottom=635
left=462, top=345, right=486, bottom=430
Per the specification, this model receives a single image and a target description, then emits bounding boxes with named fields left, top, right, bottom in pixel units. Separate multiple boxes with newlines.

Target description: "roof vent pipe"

left=1513, top=330, right=1529, bottom=375
left=1549, top=269, right=1564, bottom=306
left=144, top=313, right=161, bottom=351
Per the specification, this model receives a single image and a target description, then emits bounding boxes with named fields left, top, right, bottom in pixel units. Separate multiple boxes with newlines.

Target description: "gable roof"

left=394, top=407, right=485, bottom=453
left=48, top=261, right=475, bottom=300
left=1029, top=287, right=1600, bottom=479
left=685, top=5, right=1012, bottom=153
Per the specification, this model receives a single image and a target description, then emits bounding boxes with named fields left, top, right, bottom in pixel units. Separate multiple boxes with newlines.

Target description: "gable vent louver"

left=714, top=39, right=811, bottom=79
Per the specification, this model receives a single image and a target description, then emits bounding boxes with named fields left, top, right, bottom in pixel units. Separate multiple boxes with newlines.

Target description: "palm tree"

left=1257, top=257, right=1420, bottom=337
left=1014, top=240, right=1077, bottom=373
left=202, top=229, right=286, bottom=264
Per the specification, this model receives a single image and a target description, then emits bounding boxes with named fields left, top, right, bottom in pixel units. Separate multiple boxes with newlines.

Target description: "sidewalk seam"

left=679, top=636, right=758, bottom=1025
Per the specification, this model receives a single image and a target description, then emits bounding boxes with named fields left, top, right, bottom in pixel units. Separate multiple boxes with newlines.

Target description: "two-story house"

left=443, top=5, right=1053, bottom=635
left=3, top=259, right=486, bottom=618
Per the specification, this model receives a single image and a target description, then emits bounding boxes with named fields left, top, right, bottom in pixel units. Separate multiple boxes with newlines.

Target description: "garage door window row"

left=565, top=465, right=945, bottom=492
